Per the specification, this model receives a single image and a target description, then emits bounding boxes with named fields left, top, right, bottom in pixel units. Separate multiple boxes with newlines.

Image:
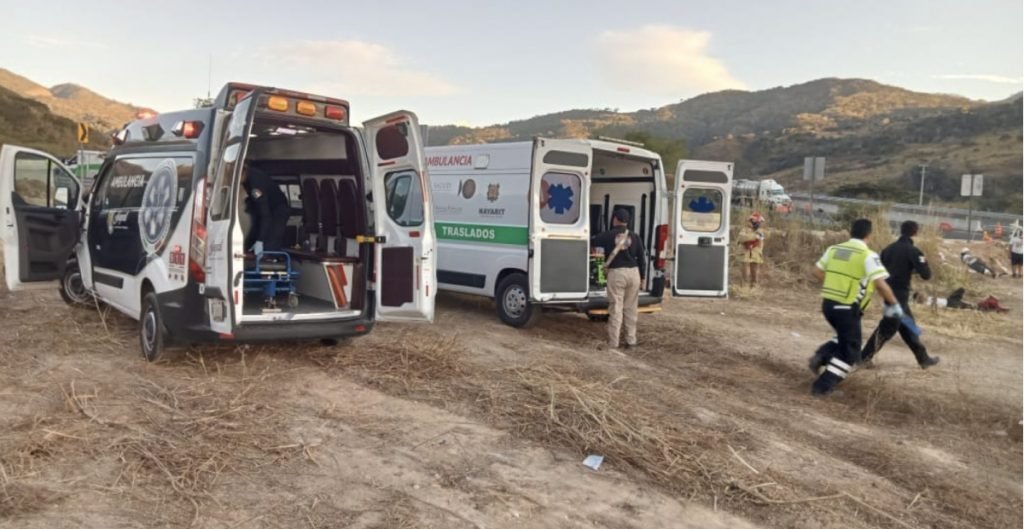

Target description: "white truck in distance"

left=424, top=138, right=733, bottom=327
left=733, top=178, right=791, bottom=211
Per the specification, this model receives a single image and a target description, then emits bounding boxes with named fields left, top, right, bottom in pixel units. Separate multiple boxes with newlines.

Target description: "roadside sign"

left=803, top=157, right=825, bottom=181
left=960, top=174, right=983, bottom=197
left=77, top=123, right=89, bottom=144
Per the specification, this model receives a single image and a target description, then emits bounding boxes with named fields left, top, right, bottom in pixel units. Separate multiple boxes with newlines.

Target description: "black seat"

left=300, top=179, right=321, bottom=249
left=336, top=179, right=362, bottom=257
left=319, top=179, right=339, bottom=255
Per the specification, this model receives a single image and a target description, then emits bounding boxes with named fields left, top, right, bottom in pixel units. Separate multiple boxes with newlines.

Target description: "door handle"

left=698, top=237, right=712, bottom=248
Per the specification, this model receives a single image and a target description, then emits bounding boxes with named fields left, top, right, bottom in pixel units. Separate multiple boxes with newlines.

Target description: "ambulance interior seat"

left=335, top=178, right=361, bottom=258
left=318, top=179, right=339, bottom=254
left=300, top=179, right=321, bottom=250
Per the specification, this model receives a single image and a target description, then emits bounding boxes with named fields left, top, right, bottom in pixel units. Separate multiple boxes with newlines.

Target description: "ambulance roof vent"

left=596, top=136, right=646, bottom=148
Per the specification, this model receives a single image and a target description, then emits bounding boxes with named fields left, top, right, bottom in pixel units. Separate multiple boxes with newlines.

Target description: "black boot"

left=919, top=356, right=940, bottom=369
left=808, top=339, right=837, bottom=374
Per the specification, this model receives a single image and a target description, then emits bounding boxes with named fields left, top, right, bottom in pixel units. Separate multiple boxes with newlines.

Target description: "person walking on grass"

left=737, top=212, right=766, bottom=286
left=860, top=221, right=940, bottom=370
left=808, top=219, right=903, bottom=396
left=591, top=209, right=646, bottom=350
left=1010, top=224, right=1023, bottom=279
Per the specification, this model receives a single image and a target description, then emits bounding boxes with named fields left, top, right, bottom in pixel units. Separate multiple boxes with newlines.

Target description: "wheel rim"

left=142, top=310, right=157, bottom=356
left=503, top=285, right=528, bottom=318
left=63, top=270, right=89, bottom=304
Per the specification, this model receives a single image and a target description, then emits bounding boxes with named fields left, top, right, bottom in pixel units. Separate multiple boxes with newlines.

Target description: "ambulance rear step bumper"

left=575, top=293, right=663, bottom=314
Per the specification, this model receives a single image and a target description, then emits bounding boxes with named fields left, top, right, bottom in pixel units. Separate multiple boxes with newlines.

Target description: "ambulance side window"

left=13, top=154, right=49, bottom=207
left=384, top=170, right=423, bottom=227
left=680, top=188, right=723, bottom=232
left=211, top=97, right=253, bottom=221
left=12, top=153, right=78, bottom=209
left=539, top=172, right=581, bottom=225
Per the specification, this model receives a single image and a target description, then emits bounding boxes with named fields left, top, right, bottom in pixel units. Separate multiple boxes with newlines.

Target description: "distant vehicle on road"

left=733, top=178, right=791, bottom=212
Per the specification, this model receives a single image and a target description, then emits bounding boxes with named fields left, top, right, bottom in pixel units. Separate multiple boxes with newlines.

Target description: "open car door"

left=363, top=110, right=436, bottom=322
left=1, top=145, right=82, bottom=291
left=528, top=138, right=591, bottom=302
left=204, top=91, right=260, bottom=334
left=671, top=160, right=732, bottom=297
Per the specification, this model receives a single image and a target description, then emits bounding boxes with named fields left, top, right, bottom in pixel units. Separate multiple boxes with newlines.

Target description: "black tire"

left=587, top=313, right=609, bottom=322
left=59, top=262, right=92, bottom=307
left=495, top=273, right=539, bottom=328
left=140, top=292, right=167, bottom=362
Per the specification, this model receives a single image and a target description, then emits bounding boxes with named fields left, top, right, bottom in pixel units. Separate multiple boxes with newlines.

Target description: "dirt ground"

left=1, top=243, right=1021, bottom=529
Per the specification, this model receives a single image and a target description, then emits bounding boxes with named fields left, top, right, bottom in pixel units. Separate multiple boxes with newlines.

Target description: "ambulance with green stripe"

left=425, top=139, right=733, bottom=326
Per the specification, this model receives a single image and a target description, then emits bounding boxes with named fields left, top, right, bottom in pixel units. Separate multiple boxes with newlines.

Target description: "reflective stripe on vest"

left=820, top=242, right=875, bottom=308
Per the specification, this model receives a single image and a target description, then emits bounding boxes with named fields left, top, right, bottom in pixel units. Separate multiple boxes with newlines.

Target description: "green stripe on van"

left=435, top=222, right=528, bottom=245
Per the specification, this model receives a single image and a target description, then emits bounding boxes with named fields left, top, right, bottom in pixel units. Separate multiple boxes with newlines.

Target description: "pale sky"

left=0, top=0, right=1020, bottom=126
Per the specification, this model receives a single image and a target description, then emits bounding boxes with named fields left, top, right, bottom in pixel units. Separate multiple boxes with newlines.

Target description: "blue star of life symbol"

left=688, top=196, right=716, bottom=213
left=547, top=184, right=574, bottom=214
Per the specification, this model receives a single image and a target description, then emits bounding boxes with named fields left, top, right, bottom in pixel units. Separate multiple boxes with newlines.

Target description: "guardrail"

left=788, top=192, right=1021, bottom=225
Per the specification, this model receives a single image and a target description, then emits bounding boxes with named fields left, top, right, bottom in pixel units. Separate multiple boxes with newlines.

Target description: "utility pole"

left=918, top=165, right=927, bottom=206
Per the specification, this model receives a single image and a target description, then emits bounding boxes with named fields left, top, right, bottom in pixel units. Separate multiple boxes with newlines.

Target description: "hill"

left=0, top=68, right=143, bottom=133
left=0, top=85, right=110, bottom=155
left=427, top=78, right=1022, bottom=212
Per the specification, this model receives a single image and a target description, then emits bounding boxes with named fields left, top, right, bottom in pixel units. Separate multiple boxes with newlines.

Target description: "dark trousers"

left=813, top=300, right=862, bottom=393
left=862, top=290, right=928, bottom=364
left=244, top=206, right=290, bottom=251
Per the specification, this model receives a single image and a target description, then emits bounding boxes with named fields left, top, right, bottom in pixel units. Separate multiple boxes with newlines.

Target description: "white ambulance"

left=424, top=138, right=732, bottom=326
left=2, top=82, right=435, bottom=360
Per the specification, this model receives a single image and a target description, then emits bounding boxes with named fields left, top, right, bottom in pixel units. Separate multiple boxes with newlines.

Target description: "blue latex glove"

left=883, top=303, right=904, bottom=320
left=252, top=240, right=264, bottom=256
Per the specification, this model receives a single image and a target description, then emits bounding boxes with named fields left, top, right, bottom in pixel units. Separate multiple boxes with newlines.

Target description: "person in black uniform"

left=591, top=209, right=647, bottom=349
left=860, top=221, right=940, bottom=369
left=241, top=162, right=290, bottom=254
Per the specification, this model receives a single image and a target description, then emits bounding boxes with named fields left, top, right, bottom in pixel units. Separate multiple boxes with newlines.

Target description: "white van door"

left=0, top=145, right=82, bottom=291
left=671, top=160, right=732, bottom=297
left=203, top=92, right=259, bottom=334
left=363, top=111, right=436, bottom=322
left=529, top=138, right=591, bottom=302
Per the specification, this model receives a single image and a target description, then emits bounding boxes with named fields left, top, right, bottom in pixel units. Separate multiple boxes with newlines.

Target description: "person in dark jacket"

left=860, top=221, right=940, bottom=369
left=591, top=208, right=647, bottom=349
left=241, top=163, right=290, bottom=254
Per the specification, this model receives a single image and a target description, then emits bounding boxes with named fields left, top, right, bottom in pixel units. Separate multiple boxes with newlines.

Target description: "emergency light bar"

left=256, top=94, right=349, bottom=124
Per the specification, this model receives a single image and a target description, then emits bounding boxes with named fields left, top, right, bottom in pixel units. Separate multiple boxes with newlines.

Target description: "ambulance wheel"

left=140, top=292, right=167, bottom=362
left=287, top=292, right=300, bottom=309
left=496, top=273, right=538, bottom=328
left=587, top=313, right=609, bottom=322
left=59, top=262, right=92, bottom=307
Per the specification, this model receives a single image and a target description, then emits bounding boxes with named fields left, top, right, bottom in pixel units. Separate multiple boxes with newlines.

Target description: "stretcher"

left=244, top=251, right=300, bottom=309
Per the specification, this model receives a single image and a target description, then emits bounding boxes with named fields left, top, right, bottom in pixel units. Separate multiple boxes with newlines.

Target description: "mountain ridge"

left=0, top=68, right=144, bottom=132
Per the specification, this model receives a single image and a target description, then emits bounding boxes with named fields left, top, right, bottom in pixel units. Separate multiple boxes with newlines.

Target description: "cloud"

left=595, top=25, right=745, bottom=96
left=932, top=74, right=1022, bottom=85
left=26, top=35, right=107, bottom=49
left=263, top=40, right=459, bottom=98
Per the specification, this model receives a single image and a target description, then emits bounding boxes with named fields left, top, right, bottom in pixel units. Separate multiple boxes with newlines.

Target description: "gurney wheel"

left=287, top=292, right=300, bottom=309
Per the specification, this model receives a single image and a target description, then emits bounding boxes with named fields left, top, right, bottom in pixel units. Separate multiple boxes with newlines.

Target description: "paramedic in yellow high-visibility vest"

left=808, top=219, right=902, bottom=396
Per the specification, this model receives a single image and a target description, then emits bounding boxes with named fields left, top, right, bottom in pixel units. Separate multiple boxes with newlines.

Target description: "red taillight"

left=188, top=259, right=206, bottom=283
left=183, top=121, right=201, bottom=138
left=172, top=121, right=204, bottom=139
left=655, top=224, right=669, bottom=270
left=325, top=105, right=346, bottom=120
left=355, top=325, right=366, bottom=333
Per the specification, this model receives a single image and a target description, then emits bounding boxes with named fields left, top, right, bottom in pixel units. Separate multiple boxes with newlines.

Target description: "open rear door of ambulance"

left=0, top=145, right=82, bottom=292
left=528, top=138, right=591, bottom=302
left=364, top=111, right=436, bottom=323
left=203, top=90, right=260, bottom=334
left=671, top=160, right=732, bottom=297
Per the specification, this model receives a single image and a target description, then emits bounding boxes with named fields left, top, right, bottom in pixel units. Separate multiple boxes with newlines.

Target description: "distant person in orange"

left=737, top=213, right=766, bottom=285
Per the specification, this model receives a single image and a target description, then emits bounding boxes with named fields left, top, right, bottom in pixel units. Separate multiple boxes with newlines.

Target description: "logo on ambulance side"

left=486, top=183, right=500, bottom=202
left=459, top=179, right=476, bottom=199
